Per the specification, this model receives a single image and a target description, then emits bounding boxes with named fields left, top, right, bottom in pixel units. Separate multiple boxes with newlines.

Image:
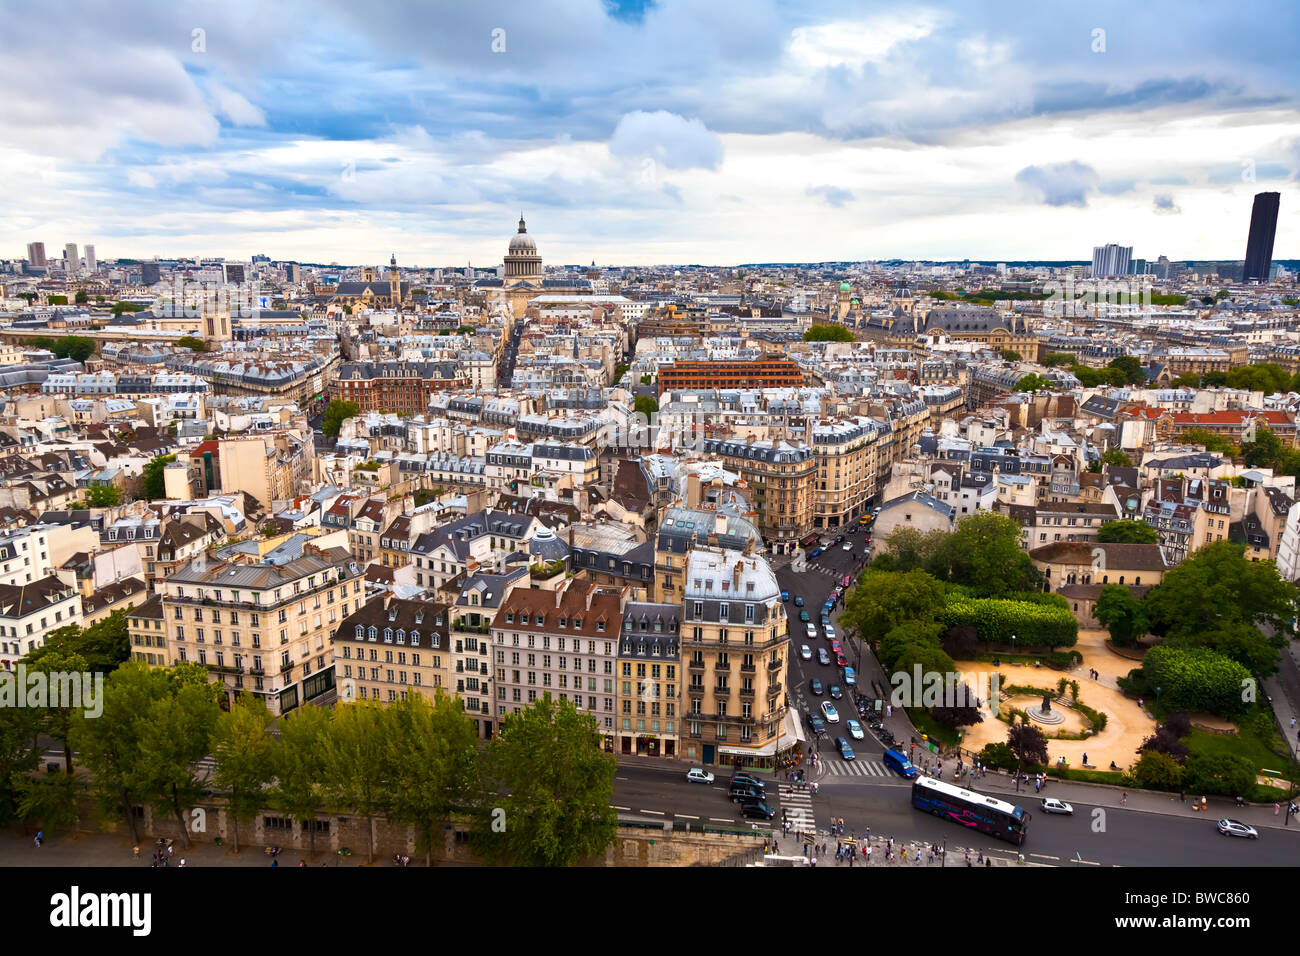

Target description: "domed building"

left=475, top=215, right=594, bottom=318
left=504, top=216, right=542, bottom=283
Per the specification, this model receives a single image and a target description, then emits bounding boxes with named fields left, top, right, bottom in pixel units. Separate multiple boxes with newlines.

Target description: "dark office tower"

left=1243, top=191, right=1280, bottom=282
left=141, top=261, right=161, bottom=284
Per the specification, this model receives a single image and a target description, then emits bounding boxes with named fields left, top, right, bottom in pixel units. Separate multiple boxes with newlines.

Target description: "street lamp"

left=1010, top=634, right=1016, bottom=658
left=1156, top=686, right=1162, bottom=709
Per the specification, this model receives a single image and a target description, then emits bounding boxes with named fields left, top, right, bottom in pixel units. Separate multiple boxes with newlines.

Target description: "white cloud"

left=608, top=111, right=723, bottom=171
left=210, top=86, right=268, bottom=127
left=1014, top=161, right=1100, bottom=207
left=787, top=13, right=939, bottom=70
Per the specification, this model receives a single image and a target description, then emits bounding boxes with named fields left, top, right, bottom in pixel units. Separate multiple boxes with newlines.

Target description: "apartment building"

left=410, top=510, right=541, bottom=590
left=333, top=595, right=451, bottom=704
left=653, top=507, right=764, bottom=602
left=491, top=580, right=624, bottom=750
left=679, top=547, right=790, bottom=768
left=0, top=574, right=83, bottom=667
left=616, top=601, right=682, bottom=758
left=161, top=547, right=365, bottom=714
left=127, top=594, right=166, bottom=665
left=329, top=360, right=469, bottom=414
left=449, top=569, right=528, bottom=738
left=701, top=437, right=815, bottom=554
left=656, top=359, right=804, bottom=396
left=810, top=417, right=880, bottom=529
left=1003, top=501, right=1120, bottom=549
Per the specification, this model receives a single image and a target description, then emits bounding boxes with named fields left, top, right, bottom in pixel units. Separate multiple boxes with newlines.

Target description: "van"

left=729, top=784, right=763, bottom=803
left=729, top=773, right=766, bottom=793
left=882, top=749, right=918, bottom=779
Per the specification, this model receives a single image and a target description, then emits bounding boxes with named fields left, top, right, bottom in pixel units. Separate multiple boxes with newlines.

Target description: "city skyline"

left=1, top=0, right=1297, bottom=265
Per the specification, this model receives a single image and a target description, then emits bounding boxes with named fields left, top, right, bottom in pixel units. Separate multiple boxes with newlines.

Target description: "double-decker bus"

left=911, top=776, right=1029, bottom=845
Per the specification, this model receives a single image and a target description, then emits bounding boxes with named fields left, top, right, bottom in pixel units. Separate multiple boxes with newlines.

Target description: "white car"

left=799, top=644, right=813, bottom=660
left=1040, top=797, right=1073, bottom=815
left=1217, top=818, right=1258, bottom=839
left=806, top=623, right=818, bottom=639
left=824, top=625, right=837, bottom=640
left=846, top=718, right=865, bottom=740
left=821, top=701, right=840, bottom=723
left=842, top=541, right=853, bottom=551
left=686, top=768, right=715, bottom=785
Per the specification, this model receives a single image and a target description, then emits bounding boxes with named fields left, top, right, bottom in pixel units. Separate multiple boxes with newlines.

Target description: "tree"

left=803, top=324, right=854, bottom=342
left=1093, top=583, right=1150, bottom=646
left=1137, top=726, right=1189, bottom=764
left=1225, top=363, right=1289, bottom=395
left=1179, top=426, right=1237, bottom=457
left=131, top=676, right=221, bottom=848
left=477, top=693, right=616, bottom=867
left=21, top=650, right=88, bottom=773
left=1171, top=372, right=1202, bottom=389
left=16, top=772, right=80, bottom=836
left=940, top=625, right=979, bottom=661
left=1039, top=352, right=1075, bottom=367
left=1240, top=425, right=1285, bottom=470
left=931, top=682, right=985, bottom=728
left=0, top=678, right=43, bottom=827
left=84, top=485, right=122, bottom=508
left=140, top=454, right=177, bottom=502
left=869, top=527, right=947, bottom=573
left=1107, top=355, right=1147, bottom=386
left=1143, top=540, right=1297, bottom=674
left=1140, top=645, right=1253, bottom=717
left=48, top=295, right=68, bottom=306
left=1096, top=519, right=1158, bottom=544
left=1100, top=449, right=1133, bottom=469
left=930, top=511, right=1041, bottom=597
left=384, top=691, right=481, bottom=866
left=111, top=301, right=146, bottom=317
left=320, top=700, right=390, bottom=864
left=71, top=662, right=172, bottom=846
left=51, top=336, right=96, bottom=363
left=633, top=395, right=658, bottom=417
left=1000, top=349, right=1021, bottom=362
left=270, top=705, right=330, bottom=857
left=840, top=570, right=947, bottom=645
left=879, top=619, right=945, bottom=673
left=74, top=290, right=88, bottom=304
left=212, top=694, right=276, bottom=854
left=978, top=741, right=1019, bottom=771
left=1006, top=721, right=1048, bottom=767
left=1013, top=373, right=1052, bottom=392
left=1132, top=751, right=1184, bottom=790
left=640, top=374, right=653, bottom=385
left=176, top=336, right=208, bottom=353
left=29, top=609, right=130, bottom=674
left=321, top=399, right=359, bottom=438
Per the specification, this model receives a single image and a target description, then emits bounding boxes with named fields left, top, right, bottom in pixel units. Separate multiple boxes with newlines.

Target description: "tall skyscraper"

left=141, top=261, right=161, bottom=284
left=26, top=242, right=46, bottom=267
left=84, top=244, right=96, bottom=273
left=1244, top=191, right=1281, bottom=282
left=64, top=242, right=79, bottom=274
left=1091, top=243, right=1132, bottom=278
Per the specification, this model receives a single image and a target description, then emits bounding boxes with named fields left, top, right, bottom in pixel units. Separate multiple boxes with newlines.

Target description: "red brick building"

left=329, top=361, right=469, bottom=415
left=657, top=359, right=804, bottom=396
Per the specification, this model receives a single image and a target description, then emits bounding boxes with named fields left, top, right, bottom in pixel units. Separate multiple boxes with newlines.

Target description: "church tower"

left=389, top=254, right=401, bottom=308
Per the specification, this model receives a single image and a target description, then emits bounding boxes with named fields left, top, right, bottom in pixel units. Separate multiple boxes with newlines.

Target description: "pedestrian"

left=1138, top=697, right=1143, bottom=709
left=1180, top=790, right=1185, bottom=803
left=1082, top=753, right=1087, bottom=766
left=965, top=848, right=970, bottom=864
left=886, top=704, right=892, bottom=718
left=1292, top=716, right=1296, bottom=729
left=1121, top=790, right=1127, bottom=806
left=977, top=850, right=983, bottom=864
left=168, top=843, right=174, bottom=857
left=901, top=846, right=907, bottom=862
left=133, top=845, right=140, bottom=860
left=271, top=859, right=277, bottom=868
left=1275, top=803, right=1281, bottom=816
left=811, top=856, right=817, bottom=868
left=1035, top=778, right=1041, bottom=794
left=866, top=845, right=871, bottom=863
left=179, top=858, right=186, bottom=868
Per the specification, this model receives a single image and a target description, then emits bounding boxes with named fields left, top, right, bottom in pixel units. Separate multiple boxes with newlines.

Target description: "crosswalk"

left=776, top=783, right=818, bottom=838
left=824, top=759, right=891, bottom=777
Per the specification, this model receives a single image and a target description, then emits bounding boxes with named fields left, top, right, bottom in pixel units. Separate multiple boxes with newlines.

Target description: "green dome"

left=839, top=282, right=851, bottom=292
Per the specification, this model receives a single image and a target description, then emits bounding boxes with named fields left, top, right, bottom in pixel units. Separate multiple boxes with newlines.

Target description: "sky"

left=2, top=0, right=1298, bottom=267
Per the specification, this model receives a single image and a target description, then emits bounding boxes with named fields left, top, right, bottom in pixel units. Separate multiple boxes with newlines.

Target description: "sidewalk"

left=769, top=825, right=1045, bottom=867
left=0, top=829, right=367, bottom=867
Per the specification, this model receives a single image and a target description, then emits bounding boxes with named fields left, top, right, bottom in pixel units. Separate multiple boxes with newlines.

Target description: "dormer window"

left=596, top=620, right=605, bottom=632
left=573, top=617, right=582, bottom=629
left=396, top=629, right=405, bottom=644
left=410, top=630, right=420, bottom=646
left=368, top=626, right=378, bottom=641
left=558, top=616, right=567, bottom=628
left=355, top=625, right=363, bottom=638
left=505, top=612, right=514, bottom=624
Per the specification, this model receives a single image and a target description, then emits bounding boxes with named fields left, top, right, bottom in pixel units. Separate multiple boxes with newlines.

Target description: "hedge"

left=1141, top=646, right=1252, bottom=718
left=940, top=596, right=1078, bottom=649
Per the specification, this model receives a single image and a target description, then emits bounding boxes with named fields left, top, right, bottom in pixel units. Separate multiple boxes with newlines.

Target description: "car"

left=872, top=506, right=881, bottom=515
left=843, top=541, right=853, bottom=551
left=829, top=684, right=843, bottom=699
left=840, top=575, right=851, bottom=587
left=834, top=652, right=847, bottom=667
left=806, top=623, right=818, bottom=639
left=809, top=678, right=823, bottom=696
left=833, top=585, right=843, bottom=596
left=829, top=639, right=842, bottom=653
left=793, top=595, right=804, bottom=607
left=1040, top=797, right=1073, bottom=815
left=821, top=701, right=840, bottom=723
left=817, top=647, right=831, bottom=666
left=781, top=590, right=790, bottom=602
left=824, top=624, right=837, bottom=639
left=835, top=736, right=856, bottom=760
left=728, top=784, right=763, bottom=803
left=740, top=801, right=776, bottom=821
left=729, top=773, right=766, bottom=792
left=1217, top=818, right=1259, bottom=839
left=843, top=666, right=857, bottom=686
left=798, top=610, right=810, bottom=622
left=799, top=644, right=813, bottom=660
left=806, top=711, right=825, bottom=734
left=809, top=548, right=822, bottom=558
left=846, top=718, right=864, bottom=739
left=882, top=749, right=919, bottom=778
left=820, top=613, right=831, bottom=627
left=686, top=768, right=715, bottom=785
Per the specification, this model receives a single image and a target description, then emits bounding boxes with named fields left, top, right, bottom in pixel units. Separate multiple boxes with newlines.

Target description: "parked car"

left=843, top=666, right=857, bottom=686
left=740, top=801, right=776, bottom=820
left=1217, top=819, right=1259, bottom=839
left=845, top=718, right=864, bottom=740
left=840, top=574, right=851, bottom=587
left=821, top=701, right=840, bottom=723
left=834, top=652, right=847, bottom=667
left=824, top=625, right=837, bottom=639
left=817, top=648, right=831, bottom=666
left=809, top=678, right=823, bottom=696
left=800, top=644, right=813, bottom=660
left=793, top=595, right=804, bottom=607
left=835, top=736, right=856, bottom=761
left=833, top=585, right=843, bottom=596
left=686, top=768, right=715, bottom=785
left=809, top=548, right=822, bottom=558
left=1040, top=797, right=1073, bottom=815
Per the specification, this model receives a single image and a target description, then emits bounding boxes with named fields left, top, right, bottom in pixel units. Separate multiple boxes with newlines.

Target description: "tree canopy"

left=803, top=324, right=854, bottom=342
left=1013, top=373, right=1052, bottom=392
left=1096, top=519, right=1158, bottom=544
left=140, top=454, right=177, bottom=502
left=176, top=336, right=208, bottom=352
left=322, top=399, right=359, bottom=438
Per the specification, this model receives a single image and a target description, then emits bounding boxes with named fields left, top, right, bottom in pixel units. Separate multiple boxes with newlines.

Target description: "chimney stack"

left=585, top=581, right=595, bottom=611
left=733, top=560, right=743, bottom=592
